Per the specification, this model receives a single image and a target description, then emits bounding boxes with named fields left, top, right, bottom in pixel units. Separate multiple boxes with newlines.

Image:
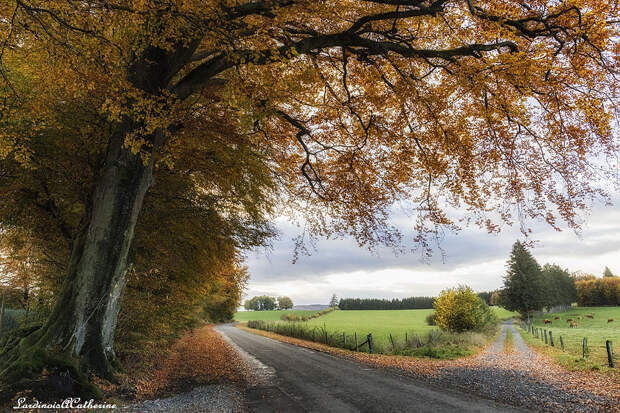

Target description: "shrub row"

left=280, top=307, right=335, bottom=322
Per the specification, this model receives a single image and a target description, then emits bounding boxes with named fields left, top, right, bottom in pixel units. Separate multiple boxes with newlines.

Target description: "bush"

left=279, top=307, right=335, bottom=322
left=425, top=312, right=436, bottom=326
left=433, top=286, right=498, bottom=333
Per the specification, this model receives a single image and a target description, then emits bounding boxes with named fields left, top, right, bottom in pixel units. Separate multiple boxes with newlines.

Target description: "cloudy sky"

left=243, top=197, right=620, bottom=305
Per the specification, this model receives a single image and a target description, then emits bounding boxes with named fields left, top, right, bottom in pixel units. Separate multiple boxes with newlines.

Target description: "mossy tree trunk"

left=1, top=124, right=159, bottom=387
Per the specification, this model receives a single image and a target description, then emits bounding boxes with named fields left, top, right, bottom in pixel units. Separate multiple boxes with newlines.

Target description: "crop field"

left=237, top=307, right=518, bottom=353
left=521, top=306, right=620, bottom=370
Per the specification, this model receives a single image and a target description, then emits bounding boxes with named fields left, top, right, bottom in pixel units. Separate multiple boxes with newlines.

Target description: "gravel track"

left=431, top=320, right=618, bottom=412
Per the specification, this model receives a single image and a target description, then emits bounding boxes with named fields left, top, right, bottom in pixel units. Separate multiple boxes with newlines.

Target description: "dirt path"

left=432, top=320, right=618, bottom=412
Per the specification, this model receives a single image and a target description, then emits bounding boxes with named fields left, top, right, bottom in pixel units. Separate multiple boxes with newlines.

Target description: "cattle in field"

left=608, top=319, right=614, bottom=323
left=566, top=318, right=574, bottom=322
left=554, top=316, right=560, bottom=320
left=585, top=314, right=594, bottom=319
left=543, top=319, right=552, bottom=324
left=569, top=322, right=578, bottom=328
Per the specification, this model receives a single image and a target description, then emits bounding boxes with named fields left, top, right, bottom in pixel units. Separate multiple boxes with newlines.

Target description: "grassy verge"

left=503, top=329, right=514, bottom=353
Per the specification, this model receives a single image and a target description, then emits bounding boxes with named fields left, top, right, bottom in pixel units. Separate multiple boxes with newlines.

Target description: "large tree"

left=500, top=241, right=544, bottom=320
left=540, top=263, right=577, bottom=309
left=0, top=0, right=618, bottom=394
left=278, top=296, right=294, bottom=310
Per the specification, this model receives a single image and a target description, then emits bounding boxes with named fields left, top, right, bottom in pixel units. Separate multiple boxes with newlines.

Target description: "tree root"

left=0, top=325, right=102, bottom=405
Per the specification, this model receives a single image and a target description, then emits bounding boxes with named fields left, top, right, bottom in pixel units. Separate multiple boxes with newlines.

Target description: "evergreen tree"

left=499, top=241, right=544, bottom=321
left=541, top=264, right=577, bottom=309
left=603, top=266, right=615, bottom=277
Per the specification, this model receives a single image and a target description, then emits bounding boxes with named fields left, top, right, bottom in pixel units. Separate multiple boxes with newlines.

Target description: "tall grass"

left=246, top=320, right=494, bottom=359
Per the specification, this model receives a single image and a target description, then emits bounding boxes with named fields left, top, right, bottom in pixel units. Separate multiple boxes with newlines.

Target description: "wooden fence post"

left=606, top=341, right=614, bottom=368
left=544, top=329, right=548, bottom=345
left=355, top=332, right=358, bottom=351
left=549, top=331, right=554, bottom=347
left=405, top=332, right=408, bottom=345
left=583, top=337, right=588, bottom=359
left=343, top=332, right=347, bottom=347
left=367, top=333, right=374, bottom=354
left=390, top=333, right=395, bottom=350
left=560, top=336, right=564, bottom=351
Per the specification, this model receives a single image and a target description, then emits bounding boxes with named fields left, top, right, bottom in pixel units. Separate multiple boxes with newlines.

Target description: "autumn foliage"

left=576, top=277, right=620, bottom=306
left=433, top=286, right=497, bottom=333
left=0, top=0, right=618, bottom=399
left=131, top=325, right=247, bottom=399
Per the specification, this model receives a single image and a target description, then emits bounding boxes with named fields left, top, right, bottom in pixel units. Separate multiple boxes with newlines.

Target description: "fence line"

left=521, top=322, right=614, bottom=368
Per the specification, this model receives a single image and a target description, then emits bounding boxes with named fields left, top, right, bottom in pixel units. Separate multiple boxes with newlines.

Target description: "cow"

left=569, top=322, right=578, bottom=328
left=608, top=319, right=614, bottom=323
left=543, top=319, right=552, bottom=324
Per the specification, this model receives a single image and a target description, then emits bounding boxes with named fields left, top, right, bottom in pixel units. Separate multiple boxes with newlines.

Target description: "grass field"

left=236, top=306, right=518, bottom=354
left=234, top=309, right=320, bottom=322
left=518, top=306, right=620, bottom=374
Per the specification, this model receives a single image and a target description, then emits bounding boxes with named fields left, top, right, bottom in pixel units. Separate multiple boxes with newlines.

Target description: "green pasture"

left=302, top=309, right=435, bottom=346
left=522, top=306, right=620, bottom=371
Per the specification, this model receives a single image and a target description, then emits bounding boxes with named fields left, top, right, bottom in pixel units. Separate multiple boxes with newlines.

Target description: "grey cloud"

left=244, top=199, right=620, bottom=295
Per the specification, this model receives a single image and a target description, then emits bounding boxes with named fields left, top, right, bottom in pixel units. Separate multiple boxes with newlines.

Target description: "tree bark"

left=24, top=123, right=159, bottom=378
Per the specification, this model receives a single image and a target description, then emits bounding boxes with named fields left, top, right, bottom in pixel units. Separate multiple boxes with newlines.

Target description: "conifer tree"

left=500, top=241, right=544, bottom=321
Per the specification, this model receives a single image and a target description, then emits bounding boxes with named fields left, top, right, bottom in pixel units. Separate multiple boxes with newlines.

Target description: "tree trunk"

left=9, top=124, right=160, bottom=381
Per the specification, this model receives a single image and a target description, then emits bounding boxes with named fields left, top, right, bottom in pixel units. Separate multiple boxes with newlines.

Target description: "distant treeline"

left=338, top=297, right=435, bottom=310
left=576, top=276, right=620, bottom=306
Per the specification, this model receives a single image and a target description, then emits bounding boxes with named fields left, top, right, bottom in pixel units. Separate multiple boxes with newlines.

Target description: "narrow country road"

left=215, top=324, right=524, bottom=413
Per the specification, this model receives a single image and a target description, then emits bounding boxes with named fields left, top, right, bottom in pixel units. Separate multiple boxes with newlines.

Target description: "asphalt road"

left=216, top=325, right=526, bottom=413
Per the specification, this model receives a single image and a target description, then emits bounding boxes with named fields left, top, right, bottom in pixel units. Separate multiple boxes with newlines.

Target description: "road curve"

left=215, top=325, right=526, bottom=413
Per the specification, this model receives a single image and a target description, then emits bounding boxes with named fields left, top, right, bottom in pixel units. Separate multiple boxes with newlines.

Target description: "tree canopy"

left=1, top=0, right=618, bottom=252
